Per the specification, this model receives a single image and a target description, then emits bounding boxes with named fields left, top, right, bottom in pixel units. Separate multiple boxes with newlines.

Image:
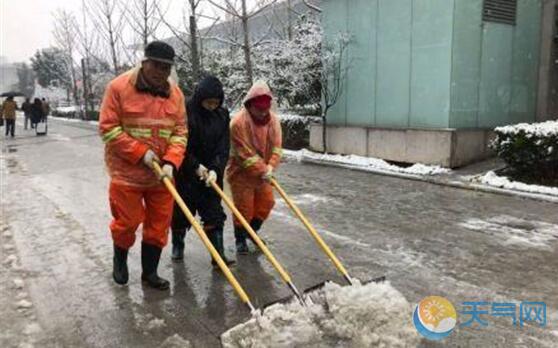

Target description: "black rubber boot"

left=248, top=218, right=266, bottom=246
left=113, top=244, right=129, bottom=285
left=234, top=226, right=249, bottom=255
left=141, top=242, right=170, bottom=290
left=208, top=229, right=236, bottom=267
left=171, top=228, right=186, bottom=261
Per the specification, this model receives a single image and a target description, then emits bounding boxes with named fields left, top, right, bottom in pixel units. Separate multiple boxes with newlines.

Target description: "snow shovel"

left=152, top=162, right=256, bottom=312
left=208, top=180, right=306, bottom=306
left=270, top=178, right=385, bottom=292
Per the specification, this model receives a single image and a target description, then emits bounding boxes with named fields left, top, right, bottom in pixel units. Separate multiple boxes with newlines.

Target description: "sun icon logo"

left=413, top=296, right=457, bottom=340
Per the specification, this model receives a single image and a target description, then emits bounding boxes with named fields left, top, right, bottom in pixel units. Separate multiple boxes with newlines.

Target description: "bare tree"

left=85, top=0, right=127, bottom=75
left=302, top=0, right=321, bottom=13
left=321, top=34, right=350, bottom=153
left=207, top=0, right=278, bottom=85
left=125, top=0, right=165, bottom=47
left=52, top=9, right=81, bottom=109
left=187, top=0, right=201, bottom=81
left=262, top=0, right=300, bottom=41
left=76, top=0, right=100, bottom=116
left=156, top=0, right=209, bottom=81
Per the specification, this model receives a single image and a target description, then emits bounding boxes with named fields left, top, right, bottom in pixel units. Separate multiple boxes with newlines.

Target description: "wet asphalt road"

left=1, top=118, right=557, bottom=347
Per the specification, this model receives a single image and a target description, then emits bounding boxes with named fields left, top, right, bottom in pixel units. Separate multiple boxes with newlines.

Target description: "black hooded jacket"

left=179, top=76, right=230, bottom=182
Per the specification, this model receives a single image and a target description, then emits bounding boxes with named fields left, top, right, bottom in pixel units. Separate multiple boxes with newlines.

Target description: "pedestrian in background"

left=30, top=98, right=44, bottom=130
left=2, top=96, right=18, bottom=138
left=22, top=98, right=32, bottom=129
left=41, top=98, right=50, bottom=121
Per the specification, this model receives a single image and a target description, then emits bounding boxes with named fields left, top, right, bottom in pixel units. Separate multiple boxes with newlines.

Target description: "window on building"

left=482, top=0, right=517, bottom=25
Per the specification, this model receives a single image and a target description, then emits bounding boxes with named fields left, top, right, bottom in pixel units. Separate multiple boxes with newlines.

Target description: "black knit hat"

left=144, top=41, right=175, bottom=65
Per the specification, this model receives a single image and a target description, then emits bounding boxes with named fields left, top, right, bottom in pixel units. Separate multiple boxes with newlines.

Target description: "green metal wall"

left=450, top=0, right=542, bottom=128
left=323, top=0, right=542, bottom=129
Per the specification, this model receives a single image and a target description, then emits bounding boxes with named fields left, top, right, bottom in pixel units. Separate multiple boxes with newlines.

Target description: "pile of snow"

left=54, top=106, right=80, bottom=114
left=33, top=84, right=67, bottom=103
left=279, top=113, right=308, bottom=123
left=160, top=334, right=192, bottom=348
left=221, top=280, right=420, bottom=348
left=279, top=114, right=320, bottom=124
left=495, top=120, right=558, bottom=137
left=285, top=149, right=450, bottom=176
left=475, top=171, right=558, bottom=197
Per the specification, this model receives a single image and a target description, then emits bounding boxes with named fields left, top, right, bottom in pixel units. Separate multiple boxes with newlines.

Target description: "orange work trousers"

left=230, top=180, right=275, bottom=227
left=109, top=181, right=174, bottom=249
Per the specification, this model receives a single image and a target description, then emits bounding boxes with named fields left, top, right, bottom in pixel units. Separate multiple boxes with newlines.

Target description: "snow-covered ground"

left=46, top=116, right=558, bottom=200
left=474, top=171, right=558, bottom=197
left=221, top=280, right=420, bottom=347
left=459, top=215, right=558, bottom=250
left=50, top=115, right=99, bottom=126
left=285, top=149, right=451, bottom=176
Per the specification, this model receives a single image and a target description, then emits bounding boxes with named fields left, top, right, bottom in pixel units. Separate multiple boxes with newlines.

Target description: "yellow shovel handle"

left=270, top=178, right=352, bottom=283
left=153, top=162, right=255, bottom=311
left=209, top=180, right=293, bottom=285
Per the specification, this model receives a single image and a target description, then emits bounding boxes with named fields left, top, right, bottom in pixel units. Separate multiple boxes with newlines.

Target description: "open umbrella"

left=0, top=91, right=25, bottom=97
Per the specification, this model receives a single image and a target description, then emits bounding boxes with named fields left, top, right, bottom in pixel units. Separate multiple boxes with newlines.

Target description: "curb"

left=297, top=157, right=558, bottom=205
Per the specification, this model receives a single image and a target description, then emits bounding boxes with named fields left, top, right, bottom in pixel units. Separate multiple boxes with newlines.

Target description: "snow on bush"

left=221, top=280, right=420, bottom=348
left=285, top=149, right=450, bottom=176
left=475, top=171, right=558, bottom=197
left=33, top=84, right=67, bottom=103
left=192, top=14, right=322, bottom=111
left=491, top=120, right=558, bottom=182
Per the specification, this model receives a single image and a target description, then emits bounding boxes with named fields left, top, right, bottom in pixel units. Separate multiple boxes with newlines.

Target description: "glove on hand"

left=143, top=149, right=160, bottom=169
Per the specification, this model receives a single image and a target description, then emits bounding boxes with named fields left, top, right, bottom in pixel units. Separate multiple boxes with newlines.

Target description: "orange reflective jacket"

left=226, top=81, right=282, bottom=184
left=99, top=68, right=187, bottom=187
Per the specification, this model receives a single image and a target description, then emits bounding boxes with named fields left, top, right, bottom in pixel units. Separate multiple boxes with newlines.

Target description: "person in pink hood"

left=226, top=81, right=282, bottom=254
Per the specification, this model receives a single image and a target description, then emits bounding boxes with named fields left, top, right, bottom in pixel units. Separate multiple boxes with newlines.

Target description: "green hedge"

left=491, top=121, right=558, bottom=185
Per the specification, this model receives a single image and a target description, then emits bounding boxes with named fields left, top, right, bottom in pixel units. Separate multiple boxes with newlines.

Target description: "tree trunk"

left=143, top=0, right=148, bottom=46
left=107, top=13, right=119, bottom=75
left=241, top=0, right=253, bottom=85
left=189, top=15, right=200, bottom=81
left=287, top=0, right=292, bottom=41
left=322, top=110, right=327, bottom=154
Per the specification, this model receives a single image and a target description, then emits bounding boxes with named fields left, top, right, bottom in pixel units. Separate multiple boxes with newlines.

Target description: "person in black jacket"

left=171, top=75, right=235, bottom=267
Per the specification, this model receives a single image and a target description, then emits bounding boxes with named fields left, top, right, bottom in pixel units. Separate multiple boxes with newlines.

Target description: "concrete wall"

left=536, top=0, right=558, bottom=121
left=310, top=125, right=494, bottom=168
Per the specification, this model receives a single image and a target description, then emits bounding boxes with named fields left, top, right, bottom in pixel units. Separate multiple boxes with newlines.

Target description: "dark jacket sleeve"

left=207, top=109, right=230, bottom=175
left=181, top=111, right=200, bottom=174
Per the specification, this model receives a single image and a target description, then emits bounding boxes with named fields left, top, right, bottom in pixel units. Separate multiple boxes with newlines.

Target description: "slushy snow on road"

left=221, top=280, right=420, bottom=347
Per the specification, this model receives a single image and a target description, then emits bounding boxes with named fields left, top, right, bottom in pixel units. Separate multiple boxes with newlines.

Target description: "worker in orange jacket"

left=227, top=81, right=282, bottom=254
left=99, top=41, right=187, bottom=290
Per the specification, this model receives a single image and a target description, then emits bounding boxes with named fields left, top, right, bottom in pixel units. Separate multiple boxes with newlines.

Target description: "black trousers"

left=171, top=177, right=227, bottom=231
left=5, top=119, right=15, bottom=137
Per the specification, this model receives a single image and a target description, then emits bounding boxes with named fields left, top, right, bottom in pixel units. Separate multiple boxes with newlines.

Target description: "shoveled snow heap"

left=495, top=120, right=558, bottom=137
left=476, top=171, right=558, bottom=197
left=221, top=280, right=420, bottom=348
left=285, top=149, right=449, bottom=176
